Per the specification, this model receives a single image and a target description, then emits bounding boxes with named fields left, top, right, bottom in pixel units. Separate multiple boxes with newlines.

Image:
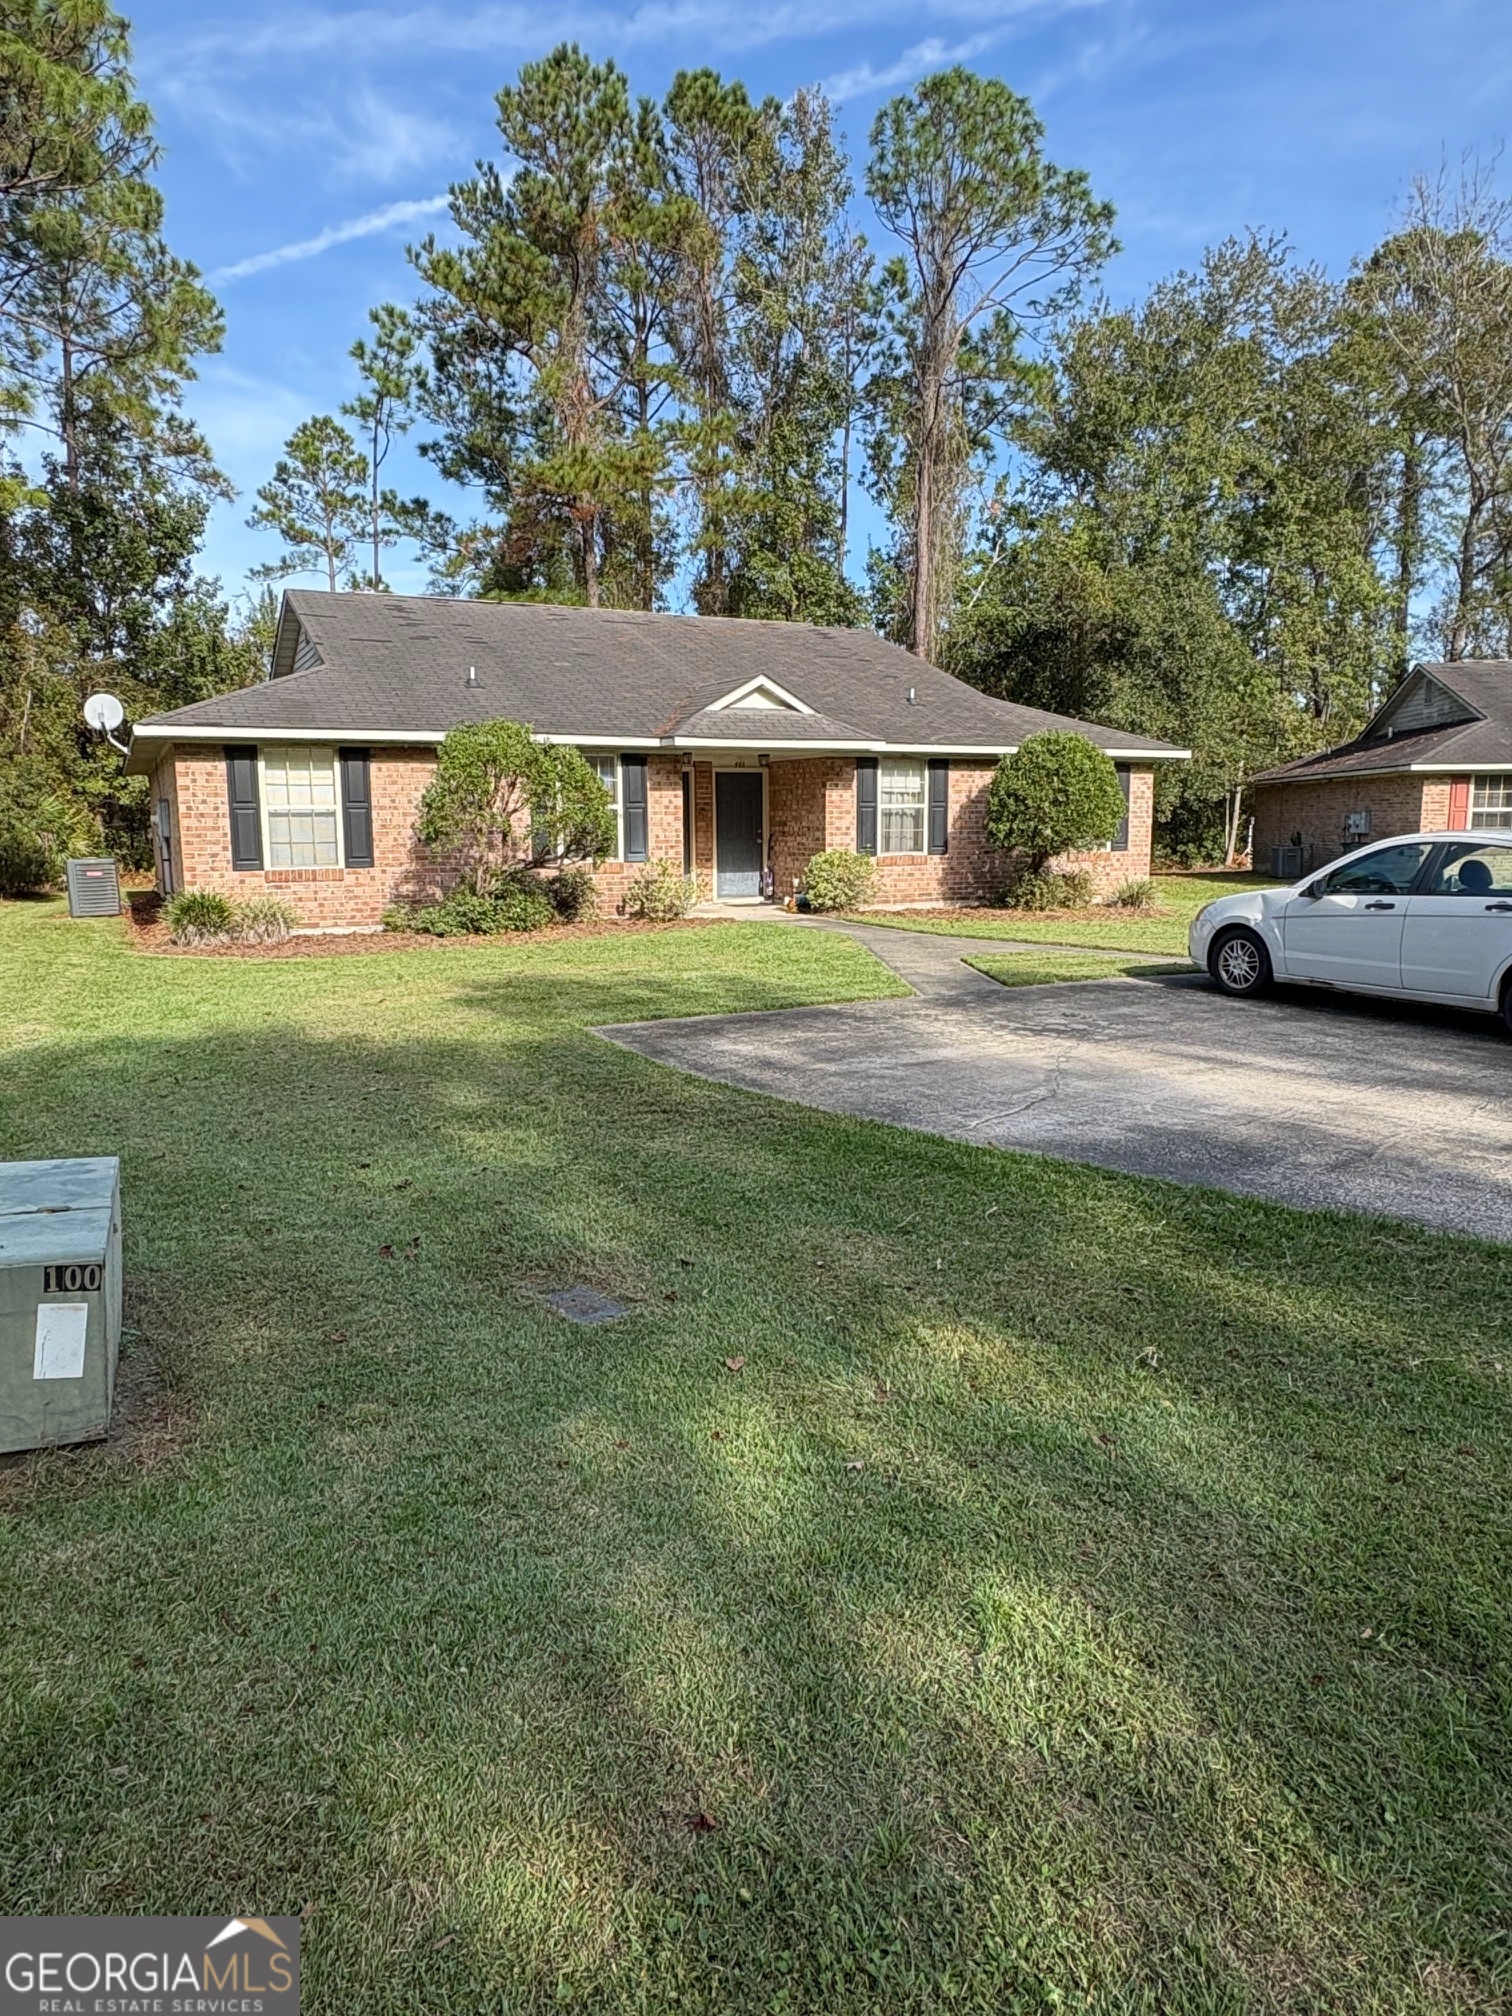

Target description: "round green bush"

left=545, top=866, right=598, bottom=922
left=802, top=849, right=875, bottom=913
left=623, top=860, right=698, bottom=921
left=985, top=732, right=1127, bottom=871
left=491, top=875, right=555, bottom=932
left=164, top=890, right=237, bottom=944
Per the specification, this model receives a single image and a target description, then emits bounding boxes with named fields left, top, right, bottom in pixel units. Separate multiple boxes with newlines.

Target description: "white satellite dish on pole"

left=83, top=691, right=129, bottom=754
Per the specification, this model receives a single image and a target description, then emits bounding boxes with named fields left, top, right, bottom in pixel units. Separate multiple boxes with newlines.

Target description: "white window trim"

left=877, top=757, right=927, bottom=857
left=1471, top=775, right=1512, bottom=831
left=585, top=751, right=623, bottom=862
left=260, top=744, right=344, bottom=871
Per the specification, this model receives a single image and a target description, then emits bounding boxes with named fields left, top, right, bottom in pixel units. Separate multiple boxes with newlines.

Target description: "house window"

left=585, top=752, right=621, bottom=860
left=263, top=746, right=340, bottom=866
left=1470, top=775, right=1512, bottom=831
left=879, top=759, right=926, bottom=854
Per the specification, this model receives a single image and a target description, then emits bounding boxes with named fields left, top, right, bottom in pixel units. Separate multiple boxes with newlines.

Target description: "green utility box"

left=0, top=1157, right=121, bottom=1453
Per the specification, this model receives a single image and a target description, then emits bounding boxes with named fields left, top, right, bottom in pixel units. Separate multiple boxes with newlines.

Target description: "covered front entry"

left=715, top=770, right=764, bottom=899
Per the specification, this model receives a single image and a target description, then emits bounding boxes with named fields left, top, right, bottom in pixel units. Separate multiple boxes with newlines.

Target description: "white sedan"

left=1189, top=830, right=1512, bottom=1031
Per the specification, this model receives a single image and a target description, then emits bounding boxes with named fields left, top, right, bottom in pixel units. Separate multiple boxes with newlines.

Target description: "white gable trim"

left=703, top=674, right=814, bottom=714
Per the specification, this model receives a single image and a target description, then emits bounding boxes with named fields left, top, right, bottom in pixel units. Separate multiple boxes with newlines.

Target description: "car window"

left=1317, top=842, right=1435, bottom=896
left=1423, top=842, right=1512, bottom=897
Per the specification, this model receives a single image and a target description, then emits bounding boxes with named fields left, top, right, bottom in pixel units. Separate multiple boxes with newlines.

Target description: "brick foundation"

left=1252, top=773, right=1464, bottom=873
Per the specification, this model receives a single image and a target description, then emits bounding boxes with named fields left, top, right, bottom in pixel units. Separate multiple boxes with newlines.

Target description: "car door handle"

left=1487, top=901, right=1512, bottom=912
left=1363, top=900, right=1396, bottom=910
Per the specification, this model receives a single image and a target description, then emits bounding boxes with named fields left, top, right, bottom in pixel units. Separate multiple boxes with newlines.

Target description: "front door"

left=715, top=771, right=764, bottom=899
left=1400, top=839, right=1512, bottom=998
left=1280, top=840, right=1436, bottom=989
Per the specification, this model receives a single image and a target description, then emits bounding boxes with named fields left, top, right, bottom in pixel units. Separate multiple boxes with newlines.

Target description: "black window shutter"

left=1113, top=766, right=1131, bottom=852
left=225, top=747, right=262, bottom=870
left=340, top=748, right=374, bottom=866
left=622, top=756, right=649, bottom=862
left=927, top=759, right=949, bottom=854
left=856, top=757, right=878, bottom=855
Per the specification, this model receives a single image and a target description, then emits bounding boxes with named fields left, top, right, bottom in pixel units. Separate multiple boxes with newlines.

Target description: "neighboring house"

left=1254, top=660, right=1512, bottom=874
left=127, top=592, right=1188, bottom=928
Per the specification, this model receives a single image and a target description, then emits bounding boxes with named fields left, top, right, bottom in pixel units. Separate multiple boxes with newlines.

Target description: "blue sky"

left=134, top=0, right=1512, bottom=607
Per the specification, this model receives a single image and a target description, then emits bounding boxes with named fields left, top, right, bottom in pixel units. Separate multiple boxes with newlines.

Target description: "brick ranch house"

left=128, top=592, right=1188, bottom=929
left=1254, top=658, right=1512, bottom=874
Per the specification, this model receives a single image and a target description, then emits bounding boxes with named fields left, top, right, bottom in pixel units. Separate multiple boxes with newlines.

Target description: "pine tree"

left=865, top=68, right=1114, bottom=660
left=247, top=416, right=370, bottom=592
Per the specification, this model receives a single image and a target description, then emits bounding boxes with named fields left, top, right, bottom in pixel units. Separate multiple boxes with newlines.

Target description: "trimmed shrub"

left=491, top=873, right=555, bottom=933
left=233, top=896, right=299, bottom=942
left=985, top=732, right=1127, bottom=871
left=623, top=859, right=698, bottom=921
left=1005, top=867, right=1094, bottom=912
left=1109, top=877, right=1157, bottom=909
left=803, top=849, right=875, bottom=913
left=165, top=890, right=237, bottom=944
left=392, top=877, right=555, bottom=937
left=545, top=866, right=598, bottom=923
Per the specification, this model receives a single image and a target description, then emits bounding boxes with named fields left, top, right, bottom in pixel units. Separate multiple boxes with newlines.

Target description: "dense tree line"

left=0, top=2, right=265, bottom=878
left=256, top=42, right=1512, bottom=860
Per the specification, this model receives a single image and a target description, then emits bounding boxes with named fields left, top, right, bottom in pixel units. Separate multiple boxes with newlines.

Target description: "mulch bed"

left=127, top=913, right=728, bottom=958
left=855, top=903, right=1163, bottom=926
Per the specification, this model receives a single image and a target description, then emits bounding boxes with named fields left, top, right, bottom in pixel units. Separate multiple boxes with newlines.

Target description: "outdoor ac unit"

left=65, top=857, right=121, bottom=918
left=1270, top=844, right=1304, bottom=879
left=0, top=1158, right=121, bottom=1453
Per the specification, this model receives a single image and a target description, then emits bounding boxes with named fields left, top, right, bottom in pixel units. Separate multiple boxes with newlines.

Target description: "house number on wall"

left=43, top=1263, right=103, bottom=1293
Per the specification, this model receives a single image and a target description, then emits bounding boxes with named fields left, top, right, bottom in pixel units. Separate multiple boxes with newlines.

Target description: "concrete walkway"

left=602, top=918, right=1512, bottom=1242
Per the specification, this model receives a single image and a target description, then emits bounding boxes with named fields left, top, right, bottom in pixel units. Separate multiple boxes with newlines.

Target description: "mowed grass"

left=853, top=872, right=1276, bottom=957
left=0, top=899, right=1509, bottom=2015
left=967, top=951, right=1195, bottom=988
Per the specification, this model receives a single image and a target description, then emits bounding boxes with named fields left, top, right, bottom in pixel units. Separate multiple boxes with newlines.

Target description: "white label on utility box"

left=34, top=1302, right=89, bottom=1379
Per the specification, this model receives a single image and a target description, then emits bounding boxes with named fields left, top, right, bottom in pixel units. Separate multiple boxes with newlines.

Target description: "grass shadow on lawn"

left=0, top=974, right=1508, bottom=2011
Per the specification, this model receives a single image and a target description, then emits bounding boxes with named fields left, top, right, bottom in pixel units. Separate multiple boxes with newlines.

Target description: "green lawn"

left=1, top=900, right=1508, bottom=2014
left=967, top=951, right=1195, bottom=987
left=853, top=872, right=1275, bottom=957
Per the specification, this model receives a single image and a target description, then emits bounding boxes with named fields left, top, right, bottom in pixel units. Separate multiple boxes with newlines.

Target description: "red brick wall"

left=1251, top=773, right=1459, bottom=872
left=594, top=755, right=687, bottom=909
left=766, top=757, right=1155, bottom=906
left=158, top=744, right=694, bottom=926
left=769, top=757, right=855, bottom=900
left=160, top=741, right=1158, bottom=923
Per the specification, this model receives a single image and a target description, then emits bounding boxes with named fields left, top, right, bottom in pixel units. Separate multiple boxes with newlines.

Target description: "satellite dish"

left=84, top=692, right=126, bottom=733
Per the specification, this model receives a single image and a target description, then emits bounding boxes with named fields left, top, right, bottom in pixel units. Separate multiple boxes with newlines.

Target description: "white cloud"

left=821, top=30, right=1006, bottom=101
left=210, top=194, right=451, bottom=283
left=159, top=0, right=1106, bottom=73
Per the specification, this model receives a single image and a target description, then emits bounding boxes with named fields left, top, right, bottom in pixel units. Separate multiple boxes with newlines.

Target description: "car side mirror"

left=1300, top=881, right=1324, bottom=899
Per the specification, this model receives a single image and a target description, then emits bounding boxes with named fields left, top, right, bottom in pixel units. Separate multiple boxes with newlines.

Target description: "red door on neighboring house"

left=1448, top=777, right=1471, bottom=830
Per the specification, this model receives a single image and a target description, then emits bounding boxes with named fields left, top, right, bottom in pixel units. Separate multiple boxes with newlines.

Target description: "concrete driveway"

left=601, top=920, right=1512, bottom=1242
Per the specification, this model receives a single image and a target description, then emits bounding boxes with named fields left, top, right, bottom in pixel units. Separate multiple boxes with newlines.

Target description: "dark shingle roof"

left=133, top=591, right=1186, bottom=759
left=1255, top=660, right=1512, bottom=785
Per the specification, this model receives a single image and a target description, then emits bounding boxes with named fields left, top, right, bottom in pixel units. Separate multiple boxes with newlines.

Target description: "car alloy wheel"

left=1210, top=928, right=1270, bottom=996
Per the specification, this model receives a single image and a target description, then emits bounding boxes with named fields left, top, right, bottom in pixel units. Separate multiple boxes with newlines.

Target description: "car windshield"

left=1424, top=843, right=1512, bottom=896
left=1318, top=842, right=1434, bottom=896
